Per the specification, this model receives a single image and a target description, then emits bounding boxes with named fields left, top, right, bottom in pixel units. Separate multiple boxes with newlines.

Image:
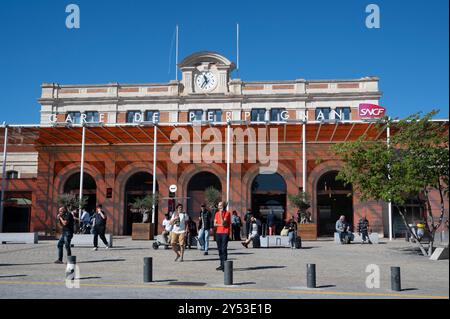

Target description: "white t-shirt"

left=171, top=212, right=188, bottom=234
left=162, top=219, right=172, bottom=232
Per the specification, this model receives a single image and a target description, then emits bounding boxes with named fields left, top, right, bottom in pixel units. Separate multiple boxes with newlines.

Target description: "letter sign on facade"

left=359, top=104, right=386, bottom=119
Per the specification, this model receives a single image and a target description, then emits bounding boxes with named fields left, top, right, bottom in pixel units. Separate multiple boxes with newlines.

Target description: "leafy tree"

left=288, top=192, right=311, bottom=223
left=57, top=193, right=87, bottom=213
left=130, top=194, right=159, bottom=223
left=204, top=187, right=222, bottom=211
left=333, top=111, right=449, bottom=256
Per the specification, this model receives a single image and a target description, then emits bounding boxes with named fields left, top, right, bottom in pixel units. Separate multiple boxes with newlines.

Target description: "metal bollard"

left=65, top=256, right=77, bottom=280
left=307, top=263, right=316, bottom=288
left=224, top=261, right=233, bottom=286
left=391, top=267, right=401, bottom=291
left=144, top=257, right=153, bottom=283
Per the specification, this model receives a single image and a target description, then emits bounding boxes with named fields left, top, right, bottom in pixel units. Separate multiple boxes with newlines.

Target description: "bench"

left=334, top=232, right=379, bottom=244
left=70, top=234, right=113, bottom=247
left=260, top=235, right=290, bottom=248
left=0, top=233, right=38, bottom=244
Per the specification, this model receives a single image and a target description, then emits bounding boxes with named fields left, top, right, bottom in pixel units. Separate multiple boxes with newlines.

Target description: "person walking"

left=170, top=204, right=189, bottom=262
left=214, top=201, right=231, bottom=271
left=244, top=209, right=253, bottom=238
left=267, top=210, right=276, bottom=236
left=55, top=206, right=75, bottom=264
left=198, top=204, right=212, bottom=255
left=287, top=216, right=298, bottom=249
left=92, top=204, right=110, bottom=251
left=231, top=211, right=242, bottom=241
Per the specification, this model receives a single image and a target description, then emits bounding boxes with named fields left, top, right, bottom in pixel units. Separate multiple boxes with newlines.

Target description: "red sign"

left=359, top=104, right=386, bottom=119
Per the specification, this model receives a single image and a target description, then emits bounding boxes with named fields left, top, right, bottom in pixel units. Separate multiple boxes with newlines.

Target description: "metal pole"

left=307, top=263, right=316, bottom=288
left=78, top=125, right=86, bottom=227
left=65, top=256, right=77, bottom=280
left=391, top=266, right=401, bottom=291
left=226, top=123, right=231, bottom=209
left=175, top=25, right=179, bottom=82
left=0, top=126, right=8, bottom=233
left=224, top=260, right=233, bottom=285
left=144, top=257, right=153, bottom=283
left=152, top=125, right=157, bottom=225
left=302, top=119, right=307, bottom=192
left=236, top=23, right=240, bottom=73
left=387, top=119, right=393, bottom=241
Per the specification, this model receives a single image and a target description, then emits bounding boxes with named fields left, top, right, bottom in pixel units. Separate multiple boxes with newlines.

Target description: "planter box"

left=132, top=223, right=154, bottom=240
left=298, top=224, right=317, bottom=241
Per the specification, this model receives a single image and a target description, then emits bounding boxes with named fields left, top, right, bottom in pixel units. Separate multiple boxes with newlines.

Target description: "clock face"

left=195, top=71, right=217, bottom=91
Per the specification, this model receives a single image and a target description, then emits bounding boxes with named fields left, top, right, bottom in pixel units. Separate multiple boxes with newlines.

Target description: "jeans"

left=216, top=233, right=229, bottom=268
left=93, top=226, right=109, bottom=248
left=198, top=228, right=210, bottom=251
left=232, top=224, right=241, bottom=241
left=288, top=231, right=297, bottom=248
left=361, top=231, right=372, bottom=243
left=57, top=231, right=73, bottom=261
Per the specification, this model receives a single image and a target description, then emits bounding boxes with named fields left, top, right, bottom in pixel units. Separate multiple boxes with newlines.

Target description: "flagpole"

left=236, top=23, right=240, bottom=75
left=175, top=25, right=179, bottom=81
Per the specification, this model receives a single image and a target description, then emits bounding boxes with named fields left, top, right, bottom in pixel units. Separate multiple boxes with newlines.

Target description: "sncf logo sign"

left=359, top=104, right=386, bottom=119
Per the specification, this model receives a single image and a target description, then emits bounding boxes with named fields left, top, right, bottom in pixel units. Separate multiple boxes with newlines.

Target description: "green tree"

left=57, top=193, right=87, bottom=213
left=333, top=111, right=449, bottom=256
left=130, top=194, right=159, bottom=223
left=288, top=192, right=311, bottom=223
left=204, top=187, right=222, bottom=211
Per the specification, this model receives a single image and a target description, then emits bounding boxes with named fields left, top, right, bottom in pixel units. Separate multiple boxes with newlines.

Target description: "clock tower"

left=178, top=52, right=236, bottom=95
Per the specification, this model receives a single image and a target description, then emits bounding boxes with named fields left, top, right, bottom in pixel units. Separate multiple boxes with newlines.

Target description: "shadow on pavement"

left=0, top=274, right=28, bottom=278
left=233, top=282, right=256, bottom=286
left=0, top=262, right=53, bottom=266
left=153, top=279, right=178, bottom=283
left=235, top=265, right=286, bottom=271
left=79, top=276, right=102, bottom=280
left=78, top=259, right=126, bottom=264
left=316, top=285, right=336, bottom=288
left=401, top=288, right=419, bottom=292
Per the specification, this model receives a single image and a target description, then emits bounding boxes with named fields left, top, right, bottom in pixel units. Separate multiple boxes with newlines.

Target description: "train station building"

left=0, top=52, right=447, bottom=238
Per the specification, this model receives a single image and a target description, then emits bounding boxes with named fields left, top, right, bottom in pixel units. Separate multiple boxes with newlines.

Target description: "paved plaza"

left=0, top=237, right=448, bottom=299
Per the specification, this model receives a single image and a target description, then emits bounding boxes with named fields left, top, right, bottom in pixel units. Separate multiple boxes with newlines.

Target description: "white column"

left=0, top=126, right=8, bottom=233
left=302, top=121, right=307, bottom=192
left=226, top=123, right=231, bottom=209
left=387, top=119, right=393, bottom=241
left=152, top=125, right=158, bottom=224
left=78, top=125, right=86, bottom=226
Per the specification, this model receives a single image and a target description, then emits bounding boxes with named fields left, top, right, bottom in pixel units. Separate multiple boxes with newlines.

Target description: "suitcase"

left=295, top=236, right=302, bottom=249
left=252, top=235, right=261, bottom=248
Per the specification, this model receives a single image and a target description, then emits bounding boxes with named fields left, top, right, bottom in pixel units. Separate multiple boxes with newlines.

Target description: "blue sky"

left=0, top=0, right=448, bottom=124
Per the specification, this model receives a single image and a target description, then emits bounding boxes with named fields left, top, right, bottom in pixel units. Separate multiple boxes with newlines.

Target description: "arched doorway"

left=124, top=172, right=158, bottom=236
left=187, top=172, right=222, bottom=221
left=317, top=171, right=353, bottom=236
left=251, top=173, right=287, bottom=234
left=63, top=172, right=97, bottom=214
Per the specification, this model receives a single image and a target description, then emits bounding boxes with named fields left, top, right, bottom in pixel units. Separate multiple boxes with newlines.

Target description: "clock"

left=195, top=71, right=217, bottom=91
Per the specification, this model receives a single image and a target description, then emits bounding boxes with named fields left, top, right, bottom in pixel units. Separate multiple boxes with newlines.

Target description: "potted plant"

left=130, top=193, right=159, bottom=240
left=288, top=191, right=317, bottom=240
left=204, top=186, right=221, bottom=212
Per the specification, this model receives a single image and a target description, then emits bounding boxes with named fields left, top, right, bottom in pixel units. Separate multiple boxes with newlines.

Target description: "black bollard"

left=144, top=257, right=153, bottom=283
left=65, top=256, right=77, bottom=280
left=224, top=261, right=233, bottom=286
left=307, top=264, right=316, bottom=288
left=391, top=267, right=401, bottom=291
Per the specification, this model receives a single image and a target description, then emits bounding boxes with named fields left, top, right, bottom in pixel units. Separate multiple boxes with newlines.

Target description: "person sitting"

left=241, top=216, right=261, bottom=248
left=336, top=215, right=352, bottom=244
left=357, top=215, right=372, bottom=244
left=161, top=213, right=173, bottom=245
left=287, top=216, right=298, bottom=249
